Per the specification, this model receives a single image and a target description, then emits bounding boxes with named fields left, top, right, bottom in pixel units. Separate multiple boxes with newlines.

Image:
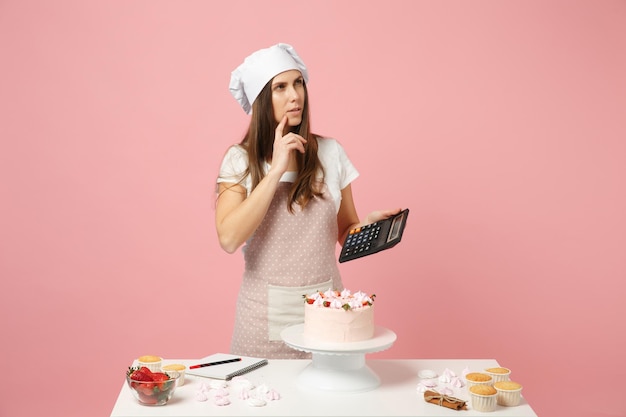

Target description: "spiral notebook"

left=186, top=353, right=268, bottom=380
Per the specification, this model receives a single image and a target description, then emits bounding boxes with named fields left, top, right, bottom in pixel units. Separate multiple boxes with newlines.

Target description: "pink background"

left=1, top=1, right=625, bottom=416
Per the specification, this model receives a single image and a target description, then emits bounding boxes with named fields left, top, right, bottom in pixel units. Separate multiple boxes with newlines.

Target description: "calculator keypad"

left=343, top=222, right=381, bottom=258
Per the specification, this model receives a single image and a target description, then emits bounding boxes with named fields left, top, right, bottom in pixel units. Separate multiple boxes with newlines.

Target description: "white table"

left=110, top=359, right=539, bottom=416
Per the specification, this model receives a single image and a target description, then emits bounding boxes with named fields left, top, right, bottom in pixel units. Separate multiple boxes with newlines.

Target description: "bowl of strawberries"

left=126, top=366, right=179, bottom=406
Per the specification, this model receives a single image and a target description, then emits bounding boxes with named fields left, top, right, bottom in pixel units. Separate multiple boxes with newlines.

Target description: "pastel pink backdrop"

left=1, top=1, right=625, bottom=416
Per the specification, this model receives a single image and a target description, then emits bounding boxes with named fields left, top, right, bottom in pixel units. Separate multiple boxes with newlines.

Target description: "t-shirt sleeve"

left=216, top=145, right=250, bottom=191
left=335, top=140, right=359, bottom=189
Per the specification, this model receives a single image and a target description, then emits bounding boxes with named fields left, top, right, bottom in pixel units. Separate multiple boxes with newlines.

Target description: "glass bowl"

left=126, top=369, right=179, bottom=406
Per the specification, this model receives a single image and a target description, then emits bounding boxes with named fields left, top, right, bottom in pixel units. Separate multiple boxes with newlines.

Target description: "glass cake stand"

left=280, top=324, right=397, bottom=393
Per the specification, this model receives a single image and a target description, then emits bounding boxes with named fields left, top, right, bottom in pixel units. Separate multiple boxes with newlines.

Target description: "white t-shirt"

left=217, top=137, right=359, bottom=213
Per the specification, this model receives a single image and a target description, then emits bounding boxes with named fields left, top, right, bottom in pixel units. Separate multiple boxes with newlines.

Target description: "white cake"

left=303, top=289, right=375, bottom=343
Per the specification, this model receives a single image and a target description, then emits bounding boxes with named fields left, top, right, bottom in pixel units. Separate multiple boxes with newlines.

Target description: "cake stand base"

left=281, top=325, right=397, bottom=393
left=297, top=353, right=380, bottom=392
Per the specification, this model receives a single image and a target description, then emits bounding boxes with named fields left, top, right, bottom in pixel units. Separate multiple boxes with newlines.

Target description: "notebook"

left=186, top=353, right=268, bottom=380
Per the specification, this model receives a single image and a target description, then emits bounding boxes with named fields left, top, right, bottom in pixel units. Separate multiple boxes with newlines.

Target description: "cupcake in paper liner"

left=137, top=355, right=162, bottom=372
left=484, top=366, right=511, bottom=383
left=494, top=380, right=523, bottom=406
left=162, top=363, right=187, bottom=386
left=469, top=384, right=498, bottom=412
left=464, top=372, right=493, bottom=388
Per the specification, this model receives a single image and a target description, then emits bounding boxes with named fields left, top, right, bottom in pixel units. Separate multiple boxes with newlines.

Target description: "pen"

left=189, top=358, right=242, bottom=369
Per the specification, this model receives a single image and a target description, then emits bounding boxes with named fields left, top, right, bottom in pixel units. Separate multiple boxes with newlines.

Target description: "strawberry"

left=151, top=372, right=169, bottom=381
left=151, top=372, right=171, bottom=390
left=129, top=369, right=153, bottom=382
left=139, top=366, right=154, bottom=377
left=138, top=391, right=158, bottom=404
left=138, top=383, right=156, bottom=396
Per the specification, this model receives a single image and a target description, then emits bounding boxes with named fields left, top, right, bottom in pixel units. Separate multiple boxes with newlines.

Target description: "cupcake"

left=465, top=372, right=493, bottom=388
left=469, top=384, right=498, bottom=412
left=484, top=367, right=511, bottom=383
left=494, top=380, right=523, bottom=406
left=137, top=355, right=162, bottom=372
left=162, top=363, right=187, bottom=386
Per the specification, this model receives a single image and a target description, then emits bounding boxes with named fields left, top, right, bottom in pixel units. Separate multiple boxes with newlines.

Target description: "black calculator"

left=339, top=208, right=409, bottom=263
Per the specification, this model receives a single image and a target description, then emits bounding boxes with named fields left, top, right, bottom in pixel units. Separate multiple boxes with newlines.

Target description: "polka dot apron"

left=230, top=181, right=343, bottom=359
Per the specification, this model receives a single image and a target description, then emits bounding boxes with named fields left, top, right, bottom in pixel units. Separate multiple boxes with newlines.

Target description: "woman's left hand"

left=365, top=208, right=403, bottom=225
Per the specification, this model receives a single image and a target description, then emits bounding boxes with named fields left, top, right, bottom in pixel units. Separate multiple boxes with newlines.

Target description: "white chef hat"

left=229, top=43, right=309, bottom=114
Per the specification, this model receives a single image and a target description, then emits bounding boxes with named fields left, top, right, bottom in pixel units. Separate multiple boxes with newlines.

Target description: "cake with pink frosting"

left=302, top=289, right=375, bottom=343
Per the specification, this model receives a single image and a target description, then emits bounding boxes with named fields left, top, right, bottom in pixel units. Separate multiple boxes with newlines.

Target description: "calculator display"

left=387, top=211, right=406, bottom=242
left=339, top=208, right=409, bottom=263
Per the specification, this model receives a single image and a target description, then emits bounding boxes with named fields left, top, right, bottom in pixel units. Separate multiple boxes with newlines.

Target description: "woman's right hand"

left=271, top=115, right=307, bottom=174
left=215, top=116, right=307, bottom=253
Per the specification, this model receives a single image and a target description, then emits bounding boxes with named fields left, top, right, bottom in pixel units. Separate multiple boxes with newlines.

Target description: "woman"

left=216, top=43, right=400, bottom=358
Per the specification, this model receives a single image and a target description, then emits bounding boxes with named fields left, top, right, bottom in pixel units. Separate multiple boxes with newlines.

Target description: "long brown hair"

left=238, top=78, right=325, bottom=212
